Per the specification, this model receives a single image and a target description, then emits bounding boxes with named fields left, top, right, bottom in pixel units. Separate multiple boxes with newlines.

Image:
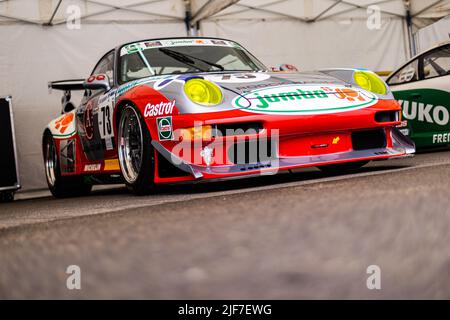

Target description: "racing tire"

left=43, top=133, right=92, bottom=198
left=317, top=160, right=369, bottom=174
left=117, top=103, right=155, bottom=196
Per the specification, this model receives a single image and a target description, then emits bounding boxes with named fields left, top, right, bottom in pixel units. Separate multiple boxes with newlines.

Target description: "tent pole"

left=184, top=0, right=198, bottom=36
left=403, top=0, right=416, bottom=58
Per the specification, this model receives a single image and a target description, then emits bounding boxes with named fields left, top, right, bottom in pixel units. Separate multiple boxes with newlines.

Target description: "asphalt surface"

left=0, top=149, right=449, bottom=299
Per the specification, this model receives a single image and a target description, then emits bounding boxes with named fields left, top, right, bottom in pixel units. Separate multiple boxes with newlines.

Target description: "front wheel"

left=117, top=104, right=155, bottom=195
left=43, top=133, right=92, bottom=198
left=317, top=160, right=369, bottom=174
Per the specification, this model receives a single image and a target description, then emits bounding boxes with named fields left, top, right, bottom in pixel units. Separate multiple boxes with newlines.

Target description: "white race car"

left=386, top=41, right=450, bottom=148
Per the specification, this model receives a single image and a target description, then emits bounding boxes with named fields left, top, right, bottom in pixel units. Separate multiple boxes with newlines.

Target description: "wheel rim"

left=45, top=137, right=57, bottom=186
left=118, top=106, right=144, bottom=184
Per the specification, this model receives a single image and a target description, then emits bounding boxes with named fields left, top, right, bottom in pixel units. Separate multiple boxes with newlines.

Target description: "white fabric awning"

left=0, top=0, right=447, bottom=30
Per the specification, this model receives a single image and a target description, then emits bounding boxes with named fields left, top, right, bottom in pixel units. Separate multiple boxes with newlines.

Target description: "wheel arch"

left=42, top=128, right=53, bottom=156
left=114, top=98, right=155, bottom=142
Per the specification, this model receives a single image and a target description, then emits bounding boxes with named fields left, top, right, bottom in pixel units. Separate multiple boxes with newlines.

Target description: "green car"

left=386, top=41, right=450, bottom=149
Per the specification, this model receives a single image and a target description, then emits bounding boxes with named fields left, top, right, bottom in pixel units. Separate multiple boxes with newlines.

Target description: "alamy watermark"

left=366, top=264, right=381, bottom=290
left=367, top=5, right=382, bottom=30
left=66, top=5, right=81, bottom=30
left=66, top=265, right=81, bottom=290
left=169, top=122, right=280, bottom=174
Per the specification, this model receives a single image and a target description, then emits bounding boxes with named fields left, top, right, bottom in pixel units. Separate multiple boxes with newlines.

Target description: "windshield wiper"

left=159, top=48, right=224, bottom=71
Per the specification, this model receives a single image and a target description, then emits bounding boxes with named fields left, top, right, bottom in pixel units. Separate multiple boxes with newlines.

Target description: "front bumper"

left=152, top=127, right=415, bottom=181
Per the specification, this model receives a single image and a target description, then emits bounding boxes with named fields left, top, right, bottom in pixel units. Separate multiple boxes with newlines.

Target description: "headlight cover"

left=354, top=71, right=387, bottom=95
left=184, top=79, right=223, bottom=106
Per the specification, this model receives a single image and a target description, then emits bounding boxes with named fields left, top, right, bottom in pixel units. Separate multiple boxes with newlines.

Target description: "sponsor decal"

left=144, top=100, right=176, bottom=117
left=153, top=74, right=200, bottom=90
left=84, top=164, right=101, bottom=172
left=235, top=81, right=304, bottom=93
left=153, top=75, right=182, bottom=90
left=399, top=100, right=449, bottom=126
left=104, top=159, right=120, bottom=171
left=120, top=39, right=235, bottom=56
left=157, top=116, right=173, bottom=141
left=55, top=112, right=74, bottom=135
left=398, top=67, right=416, bottom=83
left=311, top=143, right=328, bottom=149
left=145, top=41, right=162, bottom=48
left=105, top=138, right=114, bottom=151
left=233, top=85, right=378, bottom=115
left=211, top=40, right=227, bottom=45
left=432, top=132, right=450, bottom=144
left=116, top=78, right=155, bottom=97
left=205, top=73, right=270, bottom=84
left=397, top=120, right=408, bottom=128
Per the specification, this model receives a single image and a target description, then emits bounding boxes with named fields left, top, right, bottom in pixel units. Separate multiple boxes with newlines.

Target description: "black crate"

left=0, top=96, right=20, bottom=201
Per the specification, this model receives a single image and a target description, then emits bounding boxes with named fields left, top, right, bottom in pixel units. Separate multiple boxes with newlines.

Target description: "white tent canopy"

left=0, top=0, right=448, bottom=191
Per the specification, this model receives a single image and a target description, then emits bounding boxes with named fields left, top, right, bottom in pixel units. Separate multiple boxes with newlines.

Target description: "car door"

left=388, top=44, right=450, bottom=148
left=77, top=50, right=116, bottom=162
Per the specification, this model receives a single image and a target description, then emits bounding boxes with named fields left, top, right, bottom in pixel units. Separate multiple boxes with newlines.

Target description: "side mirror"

left=83, top=74, right=111, bottom=91
left=279, top=64, right=299, bottom=72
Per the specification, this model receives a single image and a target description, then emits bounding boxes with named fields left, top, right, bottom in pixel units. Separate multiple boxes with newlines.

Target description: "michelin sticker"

left=233, top=85, right=378, bottom=115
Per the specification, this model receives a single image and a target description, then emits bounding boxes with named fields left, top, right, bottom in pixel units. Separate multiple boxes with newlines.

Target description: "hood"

left=202, top=71, right=379, bottom=115
left=117, top=70, right=382, bottom=115
left=203, top=71, right=348, bottom=96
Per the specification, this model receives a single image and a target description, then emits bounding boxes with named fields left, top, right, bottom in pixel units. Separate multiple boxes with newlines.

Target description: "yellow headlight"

left=354, top=71, right=387, bottom=95
left=184, top=79, right=223, bottom=106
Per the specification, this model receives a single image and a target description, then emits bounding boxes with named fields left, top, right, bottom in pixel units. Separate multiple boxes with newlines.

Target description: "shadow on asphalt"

left=89, top=164, right=410, bottom=197
left=7, top=163, right=414, bottom=205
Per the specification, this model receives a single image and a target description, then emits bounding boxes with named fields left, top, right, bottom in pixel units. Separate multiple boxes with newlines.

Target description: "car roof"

left=410, top=39, right=450, bottom=61
left=387, top=40, right=450, bottom=80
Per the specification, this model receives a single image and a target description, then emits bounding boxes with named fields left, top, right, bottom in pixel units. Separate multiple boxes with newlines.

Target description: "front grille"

left=228, top=138, right=276, bottom=165
left=213, top=122, right=263, bottom=137
left=375, top=111, right=399, bottom=123
left=351, top=129, right=387, bottom=150
left=157, top=153, right=191, bottom=178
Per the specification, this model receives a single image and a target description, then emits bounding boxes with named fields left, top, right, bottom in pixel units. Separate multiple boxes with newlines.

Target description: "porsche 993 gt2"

left=43, top=37, right=415, bottom=197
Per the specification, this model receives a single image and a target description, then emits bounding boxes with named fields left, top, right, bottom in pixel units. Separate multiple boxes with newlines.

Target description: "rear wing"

left=48, top=79, right=85, bottom=113
left=48, top=79, right=85, bottom=92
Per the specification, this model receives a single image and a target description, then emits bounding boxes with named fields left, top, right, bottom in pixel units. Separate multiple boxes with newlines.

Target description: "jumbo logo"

left=232, top=85, right=378, bottom=115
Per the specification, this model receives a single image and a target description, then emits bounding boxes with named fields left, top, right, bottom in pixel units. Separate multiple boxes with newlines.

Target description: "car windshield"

left=119, top=39, right=267, bottom=84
